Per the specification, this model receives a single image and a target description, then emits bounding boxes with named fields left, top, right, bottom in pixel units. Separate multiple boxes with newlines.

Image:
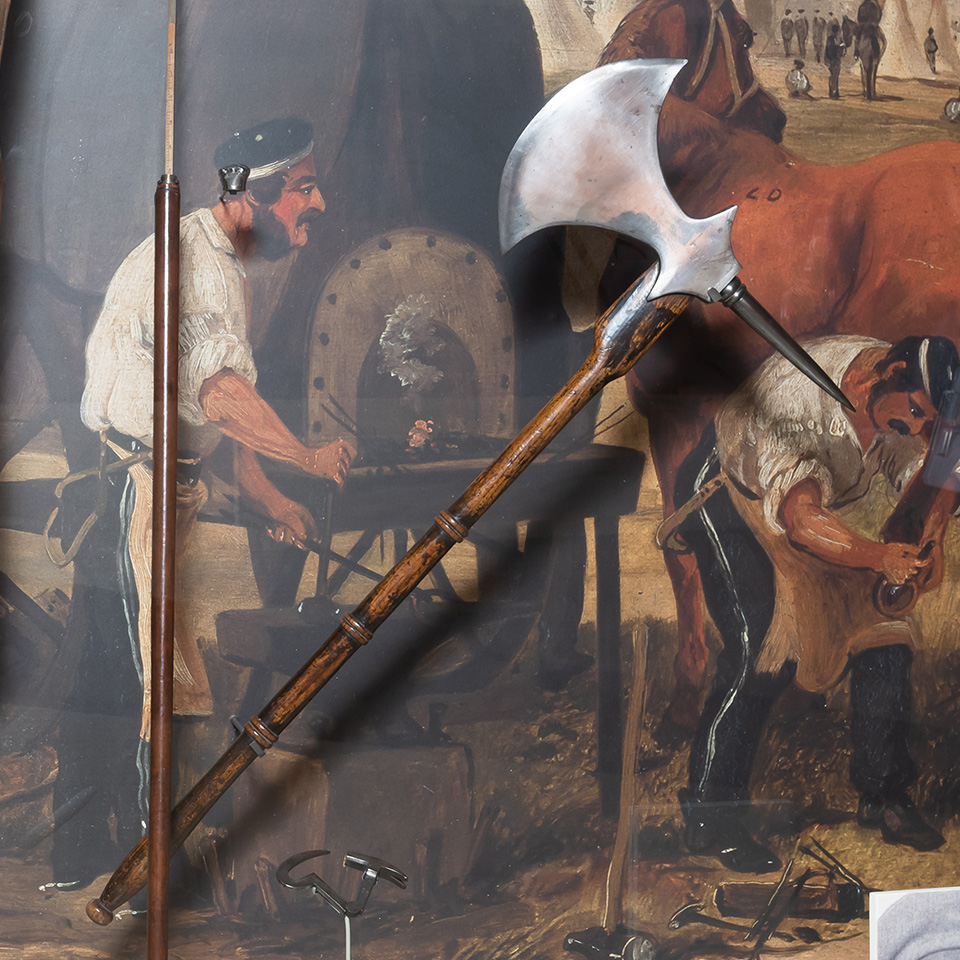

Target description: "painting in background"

left=0, top=0, right=959, bottom=956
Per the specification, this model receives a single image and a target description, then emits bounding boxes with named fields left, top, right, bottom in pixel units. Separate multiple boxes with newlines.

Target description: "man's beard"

left=866, top=381, right=915, bottom=436
left=252, top=205, right=294, bottom=262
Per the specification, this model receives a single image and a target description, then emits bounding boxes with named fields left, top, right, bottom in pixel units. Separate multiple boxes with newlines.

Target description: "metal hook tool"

left=276, top=849, right=407, bottom=918
left=277, top=850, right=407, bottom=960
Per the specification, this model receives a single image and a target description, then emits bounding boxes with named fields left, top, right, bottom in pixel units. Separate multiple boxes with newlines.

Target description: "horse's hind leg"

left=657, top=548, right=707, bottom=742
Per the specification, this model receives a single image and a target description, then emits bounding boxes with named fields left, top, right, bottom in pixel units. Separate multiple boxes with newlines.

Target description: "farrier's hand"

left=302, top=438, right=355, bottom=486
left=266, top=499, right=318, bottom=549
left=879, top=542, right=926, bottom=585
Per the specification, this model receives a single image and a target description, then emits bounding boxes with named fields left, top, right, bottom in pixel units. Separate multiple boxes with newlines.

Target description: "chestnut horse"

left=599, top=0, right=786, bottom=143
left=600, top=0, right=960, bottom=733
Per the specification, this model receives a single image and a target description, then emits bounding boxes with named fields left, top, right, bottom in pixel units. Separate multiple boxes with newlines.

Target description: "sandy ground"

left=755, top=53, right=960, bottom=160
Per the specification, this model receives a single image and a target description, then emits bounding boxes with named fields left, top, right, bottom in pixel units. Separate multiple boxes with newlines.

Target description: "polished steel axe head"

left=499, top=58, right=740, bottom=303
left=498, top=58, right=855, bottom=410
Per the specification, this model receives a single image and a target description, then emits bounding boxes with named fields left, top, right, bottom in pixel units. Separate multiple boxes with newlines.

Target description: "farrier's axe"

left=86, top=59, right=846, bottom=925
left=500, top=58, right=851, bottom=409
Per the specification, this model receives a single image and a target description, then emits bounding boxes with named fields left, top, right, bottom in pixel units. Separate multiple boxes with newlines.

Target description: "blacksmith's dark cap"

left=214, top=117, right=314, bottom=182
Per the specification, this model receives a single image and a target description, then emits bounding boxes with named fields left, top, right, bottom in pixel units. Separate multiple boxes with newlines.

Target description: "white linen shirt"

left=715, top=335, right=926, bottom=531
left=81, top=208, right=257, bottom=457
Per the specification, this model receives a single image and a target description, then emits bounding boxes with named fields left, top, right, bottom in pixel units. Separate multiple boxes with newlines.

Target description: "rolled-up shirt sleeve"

left=178, top=312, right=257, bottom=425
left=762, top=459, right=835, bottom=531
left=715, top=337, right=882, bottom=533
left=755, top=424, right=839, bottom=531
left=718, top=395, right=839, bottom=533
left=82, top=209, right=256, bottom=447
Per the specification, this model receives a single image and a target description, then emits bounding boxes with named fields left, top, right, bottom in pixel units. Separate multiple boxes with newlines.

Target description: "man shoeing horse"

left=600, top=0, right=960, bottom=743
left=672, top=335, right=957, bottom=871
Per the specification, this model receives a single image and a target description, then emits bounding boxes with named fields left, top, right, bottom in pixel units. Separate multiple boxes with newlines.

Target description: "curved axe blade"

left=499, top=58, right=740, bottom=302
left=499, top=58, right=853, bottom=410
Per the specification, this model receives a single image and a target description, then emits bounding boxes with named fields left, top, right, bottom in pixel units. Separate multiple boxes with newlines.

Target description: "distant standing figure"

left=924, top=28, right=938, bottom=73
left=786, top=58, right=815, bottom=97
left=855, top=0, right=885, bottom=101
left=796, top=9, right=810, bottom=57
left=825, top=21, right=845, bottom=98
left=781, top=9, right=796, bottom=55
left=813, top=9, right=827, bottom=60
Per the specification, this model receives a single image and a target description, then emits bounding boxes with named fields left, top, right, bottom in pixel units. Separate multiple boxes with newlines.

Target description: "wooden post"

left=147, top=3, right=179, bottom=958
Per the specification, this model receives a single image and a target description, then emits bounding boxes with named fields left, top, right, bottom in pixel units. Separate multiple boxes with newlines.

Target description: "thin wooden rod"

left=164, top=0, right=176, bottom=175
left=148, top=1, right=179, bottom=957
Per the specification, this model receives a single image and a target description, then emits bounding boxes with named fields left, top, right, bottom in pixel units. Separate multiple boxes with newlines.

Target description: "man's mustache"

left=297, top=209, right=324, bottom=228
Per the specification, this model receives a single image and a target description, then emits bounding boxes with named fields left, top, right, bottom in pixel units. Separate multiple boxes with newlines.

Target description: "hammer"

left=668, top=902, right=794, bottom=942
